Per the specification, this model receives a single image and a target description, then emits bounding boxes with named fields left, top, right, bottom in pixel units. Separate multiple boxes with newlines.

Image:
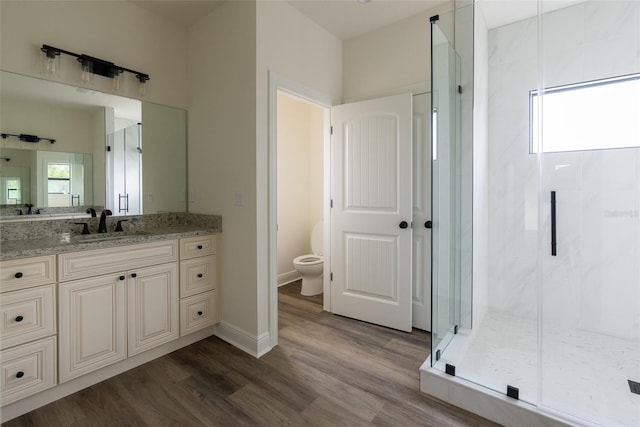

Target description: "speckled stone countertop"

left=0, top=213, right=221, bottom=261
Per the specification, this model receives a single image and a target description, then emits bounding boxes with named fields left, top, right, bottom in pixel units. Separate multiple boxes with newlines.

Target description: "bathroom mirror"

left=0, top=71, right=187, bottom=218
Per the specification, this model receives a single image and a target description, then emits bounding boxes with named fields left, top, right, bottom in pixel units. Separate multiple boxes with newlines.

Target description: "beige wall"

left=276, top=93, right=324, bottom=281
left=342, top=2, right=452, bottom=102
left=0, top=1, right=188, bottom=109
left=141, top=102, right=187, bottom=214
left=1, top=97, right=95, bottom=154
left=256, top=1, right=342, bottom=338
left=187, top=1, right=258, bottom=339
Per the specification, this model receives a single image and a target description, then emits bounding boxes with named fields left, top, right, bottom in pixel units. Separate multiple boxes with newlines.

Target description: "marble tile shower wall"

left=487, top=1, right=640, bottom=339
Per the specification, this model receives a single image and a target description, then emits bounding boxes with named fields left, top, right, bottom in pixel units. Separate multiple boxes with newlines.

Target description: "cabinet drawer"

left=0, top=256, right=56, bottom=293
left=58, top=240, right=178, bottom=282
left=0, top=336, right=57, bottom=406
left=180, top=290, right=217, bottom=336
left=0, top=284, right=56, bottom=350
left=180, top=235, right=216, bottom=260
left=179, top=256, right=216, bottom=297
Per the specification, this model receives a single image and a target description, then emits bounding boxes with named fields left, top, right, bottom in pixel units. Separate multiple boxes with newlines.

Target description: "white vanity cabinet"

left=0, top=256, right=57, bottom=406
left=179, top=235, right=219, bottom=336
left=1, top=233, right=221, bottom=420
left=58, top=240, right=179, bottom=382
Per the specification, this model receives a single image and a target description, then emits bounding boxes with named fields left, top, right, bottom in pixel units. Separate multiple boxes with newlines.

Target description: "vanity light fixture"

left=40, top=44, right=150, bottom=95
left=1, top=133, right=56, bottom=144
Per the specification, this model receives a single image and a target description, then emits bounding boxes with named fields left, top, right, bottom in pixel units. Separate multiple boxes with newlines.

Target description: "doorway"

left=275, top=91, right=326, bottom=296
left=268, top=73, right=432, bottom=349
left=268, top=72, right=332, bottom=348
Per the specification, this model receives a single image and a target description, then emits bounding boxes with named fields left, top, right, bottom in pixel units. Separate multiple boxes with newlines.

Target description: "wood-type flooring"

left=3, top=281, right=499, bottom=426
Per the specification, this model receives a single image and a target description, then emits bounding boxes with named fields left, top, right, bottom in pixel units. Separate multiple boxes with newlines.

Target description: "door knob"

left=425, top=220, right=432, bottom=229
left=399, top=221, right=408, bottom=229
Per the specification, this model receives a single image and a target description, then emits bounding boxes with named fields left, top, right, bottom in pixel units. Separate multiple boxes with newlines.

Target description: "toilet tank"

left=311, top=221, right=323, bottom=256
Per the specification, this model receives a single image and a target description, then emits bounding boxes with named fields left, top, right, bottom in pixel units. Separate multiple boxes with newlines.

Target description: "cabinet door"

left=59, top=274, right=126, bottom=382
left=127, top=263, right=179, bottom=356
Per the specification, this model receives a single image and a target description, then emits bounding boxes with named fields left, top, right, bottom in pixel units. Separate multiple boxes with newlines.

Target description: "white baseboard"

left=278, top=270, right=301, bottom=287
left=214, top=322, right=272, bottom=358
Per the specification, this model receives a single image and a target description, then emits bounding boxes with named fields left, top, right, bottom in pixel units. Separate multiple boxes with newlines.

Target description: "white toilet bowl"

left=293, top=222, right=324, bottom=296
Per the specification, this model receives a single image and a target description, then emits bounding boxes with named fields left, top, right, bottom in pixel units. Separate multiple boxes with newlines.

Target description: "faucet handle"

left=103, top=209, right=113, bottom=216
left=114, top=219, right=128, bottom=232
left=74, top=222, right=91, bottom=235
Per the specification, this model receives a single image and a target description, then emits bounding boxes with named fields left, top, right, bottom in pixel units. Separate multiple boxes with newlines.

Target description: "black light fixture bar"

left=41, top=44, right=150, bottom=83
left=1, top=133, right=55, bottom=144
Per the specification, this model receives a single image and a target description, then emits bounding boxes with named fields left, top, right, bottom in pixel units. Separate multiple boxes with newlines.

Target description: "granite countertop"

left=0, top=213, right=222, bottom=261
left=0, top=225, right=219, bottom=261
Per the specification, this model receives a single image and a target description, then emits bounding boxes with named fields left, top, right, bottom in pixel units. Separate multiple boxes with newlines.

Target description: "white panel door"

left=412, top=93, right=432, bottom=331
left=331, top=93, right=412, bottom=332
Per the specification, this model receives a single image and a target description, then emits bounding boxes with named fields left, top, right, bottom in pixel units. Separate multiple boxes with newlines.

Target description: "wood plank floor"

left=4, top=281, right=499, bottom=426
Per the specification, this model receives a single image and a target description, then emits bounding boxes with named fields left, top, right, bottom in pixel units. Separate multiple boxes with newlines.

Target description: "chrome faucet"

left=98, top=209, right=112, bottom=233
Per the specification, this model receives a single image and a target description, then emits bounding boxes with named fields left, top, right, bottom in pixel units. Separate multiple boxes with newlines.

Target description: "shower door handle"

left=551, top=191, right=557, bottom=256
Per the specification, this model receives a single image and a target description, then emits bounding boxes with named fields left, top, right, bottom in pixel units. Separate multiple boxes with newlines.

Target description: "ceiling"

left=286, top=0, right=448, bottom=40
left=129, top=0, right=225, bottom=28
left=129, top=0, right=448, bottom=40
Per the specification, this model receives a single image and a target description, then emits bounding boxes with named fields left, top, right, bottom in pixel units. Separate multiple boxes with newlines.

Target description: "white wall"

left=256, top=0, right=342, bottom=340
left=343, top=2, right=453, bottom=102
left=276, top=93, right=324, bottom=283
left=487, top=1, right=640, bottom=339
left=0, top=1, right=188, bottom=109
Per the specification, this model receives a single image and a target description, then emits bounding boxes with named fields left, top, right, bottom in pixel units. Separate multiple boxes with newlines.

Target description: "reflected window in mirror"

left=2, top=177, right=22, bottom=204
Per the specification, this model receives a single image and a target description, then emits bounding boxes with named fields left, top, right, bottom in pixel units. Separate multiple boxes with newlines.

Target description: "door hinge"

left=458, top=85, right=462, bottom=94
left=106, top=145, right=111, bottom=152
left=330, top=272, right=333, bottom=281
left=330, top=199, right=333, bottom=208
left=330, top=125, right=333, bottom=135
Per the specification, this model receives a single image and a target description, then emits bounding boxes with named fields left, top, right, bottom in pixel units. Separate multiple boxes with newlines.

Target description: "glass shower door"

left=430, top=14, right=462, bottom=365
left=109, top=123, right=142, bottom=215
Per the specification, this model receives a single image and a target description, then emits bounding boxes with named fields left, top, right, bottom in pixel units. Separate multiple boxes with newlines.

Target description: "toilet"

left=293, top=221, right=324, bottom=296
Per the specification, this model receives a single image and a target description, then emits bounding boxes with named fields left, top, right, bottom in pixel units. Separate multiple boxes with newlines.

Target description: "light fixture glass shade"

left=138, top=80, right=146, bottom=97
left=136, top=74, right=149, bottom=97
left=79, top=58, right=93, bottom=85
left=41, top=48, right=60, bottom=76
left=110, top=68, right=123, bottom=92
